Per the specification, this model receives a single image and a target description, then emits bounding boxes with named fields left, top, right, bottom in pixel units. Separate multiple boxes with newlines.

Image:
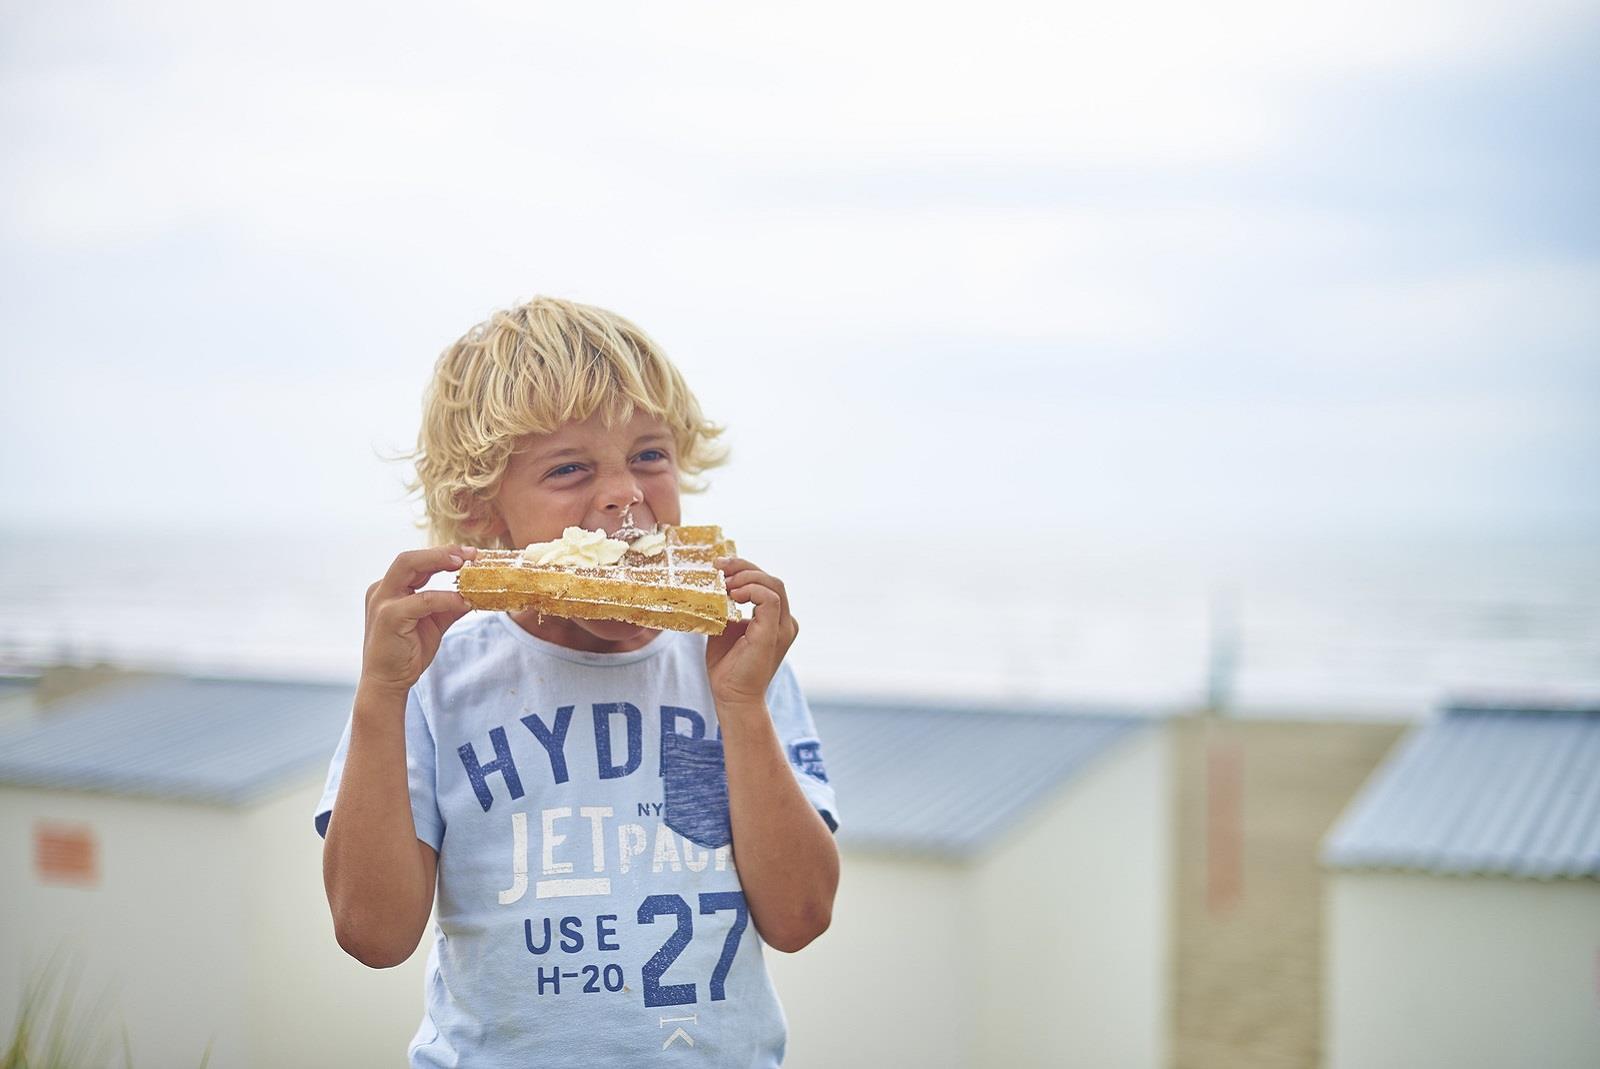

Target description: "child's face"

left=481, top=407, right=683, bottom=649
left=488, top=408, right=683, bottom=547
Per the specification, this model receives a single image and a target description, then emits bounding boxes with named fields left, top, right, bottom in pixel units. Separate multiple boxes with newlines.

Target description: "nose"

left=595, top=473, right=643, bottom=513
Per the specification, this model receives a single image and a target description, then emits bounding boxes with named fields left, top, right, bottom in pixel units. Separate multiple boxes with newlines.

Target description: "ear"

left=459, top=494, right=511, bottom=548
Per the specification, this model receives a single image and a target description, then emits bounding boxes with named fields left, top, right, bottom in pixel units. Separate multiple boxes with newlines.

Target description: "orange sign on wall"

left=34, top=822, right=99, bottom=887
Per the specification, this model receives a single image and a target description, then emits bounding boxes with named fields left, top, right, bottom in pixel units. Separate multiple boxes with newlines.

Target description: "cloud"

left=5, top=0, right=1594, bottom=246
left=1, top=0, right=1596, bottom=542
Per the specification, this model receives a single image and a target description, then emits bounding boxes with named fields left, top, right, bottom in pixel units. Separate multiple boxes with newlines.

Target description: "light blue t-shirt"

left=314, top=612, right=839, bottom=1067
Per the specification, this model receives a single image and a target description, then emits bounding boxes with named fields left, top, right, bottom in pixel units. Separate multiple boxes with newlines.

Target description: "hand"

left=705, top=557, right=799, bottom=710
left=360, top=545, right=480, bottom=697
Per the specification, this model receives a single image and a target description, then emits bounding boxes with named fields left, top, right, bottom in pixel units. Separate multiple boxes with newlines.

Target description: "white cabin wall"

left=1326, top=871, right=1600, bottom=1069
left=973, top=726, right=1172, bottom=1069
left=241, top=773, right=433, bottom=1067
left=0, top=786, right=248, bottom=1068
left=765, top=852, right=976, bottom=1069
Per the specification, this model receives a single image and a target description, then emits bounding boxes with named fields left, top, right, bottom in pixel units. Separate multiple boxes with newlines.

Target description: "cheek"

left=511, top=488, right=589, bottom=540
left=645, top=470, right=681, bottom=497
left=642, top=482, right=681, bottom=524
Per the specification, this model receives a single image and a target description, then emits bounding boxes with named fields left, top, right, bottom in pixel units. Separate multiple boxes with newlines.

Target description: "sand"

left=1169, top=714, right=1409, bottom=1069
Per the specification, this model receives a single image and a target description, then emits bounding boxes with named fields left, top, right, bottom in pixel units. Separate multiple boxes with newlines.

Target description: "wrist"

left=714, top=696, right=770, bottom=728
left=356, top=677, right=411, bottom=713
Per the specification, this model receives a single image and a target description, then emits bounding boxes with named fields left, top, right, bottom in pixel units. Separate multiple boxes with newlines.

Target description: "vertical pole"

left=1204, top=583, right=1243, bottom=915
left=1205, top=584, right=1238, bottom=717
left=1205, top=734, right=1243, bottom=916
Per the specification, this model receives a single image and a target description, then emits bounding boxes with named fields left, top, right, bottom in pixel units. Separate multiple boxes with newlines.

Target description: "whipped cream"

left=628, top=531, right=667, bottom=557
left=520, top=526, right=629, bottom=567
left=614, top=504, right=649, bottom=542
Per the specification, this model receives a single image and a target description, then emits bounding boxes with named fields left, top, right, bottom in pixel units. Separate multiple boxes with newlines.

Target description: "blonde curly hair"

left=397, top=296, right=727, bottom=550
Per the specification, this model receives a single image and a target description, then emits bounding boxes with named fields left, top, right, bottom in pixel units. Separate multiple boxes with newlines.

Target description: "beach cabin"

left=0, top=674, right=427, bottom=1067
left=769, top=700, right=1171, bottom=1069
left=1319, top=700, right=1600, bottom=1069
left=0, top=675, right=36, bottom=729
left=1, top=674, right=1170, bottom=1068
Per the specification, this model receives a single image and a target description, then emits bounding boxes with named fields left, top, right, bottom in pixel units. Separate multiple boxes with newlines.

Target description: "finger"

left=381, top=590, right=473, bottom=625
left=432, top=595, right=476, bottom=633
left=729, top=584, right=782, bottom=640
left=707, top=617, right=750, bottom=654
left=715, top=556, right=761, bottom=577
left=378, top=545, right=480, bottom=599
left=723, top=569, right=790, bottom=626
left=719, top=559, right=784, bottom=594
left=723, top=568, right=783, bottom=592
left=724, top=572, right=788, bottom=609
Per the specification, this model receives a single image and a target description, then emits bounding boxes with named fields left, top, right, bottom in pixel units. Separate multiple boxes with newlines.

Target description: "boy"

left=314, top=297, right=841, bottom=1066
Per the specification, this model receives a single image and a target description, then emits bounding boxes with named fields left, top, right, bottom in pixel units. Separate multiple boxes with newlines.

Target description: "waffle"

left=455, top=525, right=739, bottom=635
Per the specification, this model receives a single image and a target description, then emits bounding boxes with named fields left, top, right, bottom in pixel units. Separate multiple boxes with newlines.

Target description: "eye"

left=546, top=463, right=586, bottom=479
left=634, top=449, right=669, bottom=464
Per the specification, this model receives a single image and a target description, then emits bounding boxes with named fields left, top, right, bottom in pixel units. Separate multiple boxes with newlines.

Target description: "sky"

left=2, top=0, right=1597, bottom=548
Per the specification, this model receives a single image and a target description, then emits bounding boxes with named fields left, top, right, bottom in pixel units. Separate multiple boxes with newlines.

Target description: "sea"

left=2, top=525, right=1597, bottom=721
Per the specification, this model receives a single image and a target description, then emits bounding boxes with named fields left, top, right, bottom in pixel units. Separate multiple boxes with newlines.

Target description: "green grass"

left=3, top=951, right=211, bottom=1069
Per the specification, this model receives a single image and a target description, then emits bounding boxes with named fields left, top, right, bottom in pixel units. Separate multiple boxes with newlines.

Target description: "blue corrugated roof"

left=0, top=675, right=38, bottom=696
left=1321, top=701, right=1600, bottom=879
left=0, top=677, right=1154, bottom=841
left=810, top=698, right=1154, bottom=860
left=0, top=676, right=354, bottom=806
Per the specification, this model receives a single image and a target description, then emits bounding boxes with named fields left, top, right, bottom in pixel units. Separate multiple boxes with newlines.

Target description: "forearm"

left=322, top=682, right=436, bottom=968
left=719, top=700, right=840, bottom=953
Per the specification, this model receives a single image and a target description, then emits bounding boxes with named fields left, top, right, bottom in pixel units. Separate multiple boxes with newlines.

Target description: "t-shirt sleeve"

left=764, top=661, right=840, bottom=834
left=312, top=686, right=445, bottom=852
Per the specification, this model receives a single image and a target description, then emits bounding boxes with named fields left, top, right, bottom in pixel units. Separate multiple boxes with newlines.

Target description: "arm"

left=322, top=544, right=477, bottom=968
left=719, top=697, right=840, bottom=952
left=322, top=682, right=440, bottom=968
left=707, top=557, right=840, bottom=953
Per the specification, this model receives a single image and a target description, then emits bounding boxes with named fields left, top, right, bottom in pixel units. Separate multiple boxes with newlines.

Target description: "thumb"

left=706, top=620, right=749, bottom=660
left=436, top=599, right=475, bottom=633
left=419, top=593, right=473, bottom=639
left=418, top=600, right=473, bottom=659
